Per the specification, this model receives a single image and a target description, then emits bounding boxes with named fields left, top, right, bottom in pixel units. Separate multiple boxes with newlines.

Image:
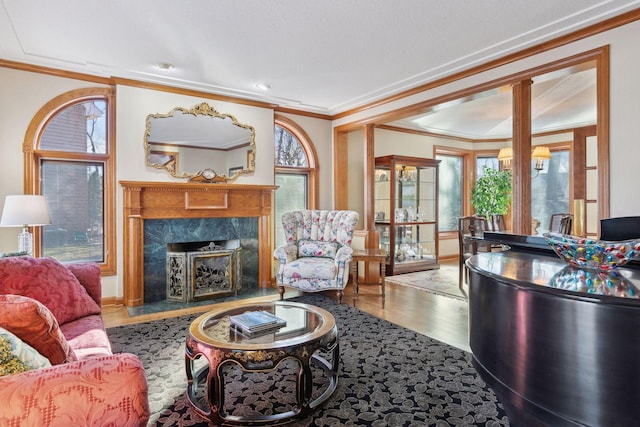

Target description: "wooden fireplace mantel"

left=120, top=181, right=278, bottom=306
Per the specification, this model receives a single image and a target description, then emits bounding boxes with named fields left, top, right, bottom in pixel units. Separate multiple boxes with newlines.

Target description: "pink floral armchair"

left=274, top=210, right=359, bottom=302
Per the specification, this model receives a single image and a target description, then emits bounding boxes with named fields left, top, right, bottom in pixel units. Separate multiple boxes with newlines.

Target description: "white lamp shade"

left=0, top=195, right=52, bottom=227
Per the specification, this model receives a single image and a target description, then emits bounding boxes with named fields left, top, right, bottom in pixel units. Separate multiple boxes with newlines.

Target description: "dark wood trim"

left=0, top=58, right=113, bottom=85
left=512, top=80, right=533, bottom=235
left=364, top=125, right=376, bottom=233
left=112, top=77, right=277, bottom=109
left=274, top=106, right=332, bottom=120
left=596, top=46, right=610, bottom=221
left=333, top=129, right=349, bottom=209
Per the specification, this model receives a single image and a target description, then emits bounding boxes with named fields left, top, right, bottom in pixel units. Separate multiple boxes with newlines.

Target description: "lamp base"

left=18, top=226, right=33, bottom=256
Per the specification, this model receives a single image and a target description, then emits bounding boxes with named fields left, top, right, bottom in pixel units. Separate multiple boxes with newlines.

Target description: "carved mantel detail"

left=120, top=181, right=278, bottom=306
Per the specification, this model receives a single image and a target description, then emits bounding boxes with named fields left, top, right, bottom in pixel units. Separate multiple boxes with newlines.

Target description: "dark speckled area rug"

left=108, top=294, right=509, bottom=426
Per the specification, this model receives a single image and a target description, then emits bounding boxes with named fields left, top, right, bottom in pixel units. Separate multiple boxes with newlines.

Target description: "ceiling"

left=1, top=1, right=639, bottom=138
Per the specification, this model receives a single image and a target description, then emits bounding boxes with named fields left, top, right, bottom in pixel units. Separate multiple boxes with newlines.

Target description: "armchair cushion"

left=0, top=256, right=101, bottom=324
left=0, top=294, right=74, bottom=365
left=0, top=327, right=51, bottom=374
left=298, top=240, right=339, bottom=258
left=283, top=257, right=337, bottom=280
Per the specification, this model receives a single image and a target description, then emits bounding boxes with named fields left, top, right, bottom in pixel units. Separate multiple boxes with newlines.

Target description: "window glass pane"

left=476, top=156, right=499, bottom=178
left=275, top=125, right=307, bottom=167
left=531, top=150, right=570, bottom=233
left=275, top=173, right=307, bottom=247
left=40, top=100, right=107, bottom=154
left=436, top=155, right=463, bottom=232
left=41, top=160, right=104, bottom=263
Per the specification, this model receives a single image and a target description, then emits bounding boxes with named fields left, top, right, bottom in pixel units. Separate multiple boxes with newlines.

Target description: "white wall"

left=2, top=18, right=640, bottom=296
left=0, top=77, right=334, bottom=299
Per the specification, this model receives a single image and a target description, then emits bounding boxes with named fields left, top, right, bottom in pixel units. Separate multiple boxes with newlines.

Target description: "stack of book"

left=229, top=310, right=287, bottom=336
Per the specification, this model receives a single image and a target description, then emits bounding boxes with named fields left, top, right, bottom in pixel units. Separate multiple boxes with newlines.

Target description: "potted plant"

left=471, top=167, right=512, bottom=229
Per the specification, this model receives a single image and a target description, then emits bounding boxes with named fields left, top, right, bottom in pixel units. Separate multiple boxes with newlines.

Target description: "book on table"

left=229, top=310, right=287, bottom=335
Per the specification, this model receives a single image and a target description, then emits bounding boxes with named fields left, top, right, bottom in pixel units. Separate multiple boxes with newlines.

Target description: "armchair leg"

left=337, top=290, right=343, bottom=304
left=278, top=286, right=285, bottom=300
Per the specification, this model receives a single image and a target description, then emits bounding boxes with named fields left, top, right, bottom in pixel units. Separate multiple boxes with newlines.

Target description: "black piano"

left=468, top=244, right=640, bottom=426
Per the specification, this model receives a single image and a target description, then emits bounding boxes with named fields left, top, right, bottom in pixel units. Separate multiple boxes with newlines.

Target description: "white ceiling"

left=1, top=0, right=638, bottom=137
left=388, top=64, right=598, bottom=139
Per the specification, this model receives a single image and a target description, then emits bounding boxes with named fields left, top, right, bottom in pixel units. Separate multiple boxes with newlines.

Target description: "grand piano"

left=467, top=233, right=640, bottom=426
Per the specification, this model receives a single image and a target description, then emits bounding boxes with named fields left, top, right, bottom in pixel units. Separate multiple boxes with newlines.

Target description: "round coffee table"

left=185, top=301, right=339, bottom=425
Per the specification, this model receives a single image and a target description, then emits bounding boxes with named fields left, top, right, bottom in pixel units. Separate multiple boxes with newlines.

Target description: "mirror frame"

left=144, top=102, right=256, bottom=182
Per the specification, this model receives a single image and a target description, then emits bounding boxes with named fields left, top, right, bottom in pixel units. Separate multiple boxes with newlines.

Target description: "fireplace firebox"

left=166, top=240, right=241, bottom=302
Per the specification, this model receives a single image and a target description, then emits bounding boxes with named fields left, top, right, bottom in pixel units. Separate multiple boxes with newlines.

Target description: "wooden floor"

left=102, top=259, right=470, bottom=352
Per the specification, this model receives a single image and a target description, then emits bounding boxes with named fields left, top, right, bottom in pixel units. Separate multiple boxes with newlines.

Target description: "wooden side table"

left=351, top=249, right=387, bottom=299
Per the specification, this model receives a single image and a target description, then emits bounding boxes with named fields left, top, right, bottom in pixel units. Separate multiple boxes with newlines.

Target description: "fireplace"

left=166, top=240, right=241, bottom=302
left=143, top=217, right=257, bottom=303
left=121, top=182, right=277, bottom=307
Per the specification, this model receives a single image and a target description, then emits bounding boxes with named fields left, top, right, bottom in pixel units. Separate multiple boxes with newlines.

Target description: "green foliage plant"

left=471, top=167, right=512, bottom=217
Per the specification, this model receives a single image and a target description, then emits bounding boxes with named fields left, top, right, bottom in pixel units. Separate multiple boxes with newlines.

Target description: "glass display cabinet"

left=374, top=155, right=439, bottom=275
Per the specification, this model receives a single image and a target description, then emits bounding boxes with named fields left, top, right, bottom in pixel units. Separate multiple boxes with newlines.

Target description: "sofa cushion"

left=0, top=294, right=74, bottom=365
left=61, top=314, right=112, bottom=359
left=0, top=256, right=101, bottom=324
left=0, top=327, right=51, bottom=374
left=298, top=240, right=338, bottom=258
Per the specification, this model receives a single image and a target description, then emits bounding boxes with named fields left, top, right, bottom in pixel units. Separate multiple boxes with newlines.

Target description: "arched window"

left=24, top=87, right=116, bottom=275
left=274, top=116, right=318, bottom=247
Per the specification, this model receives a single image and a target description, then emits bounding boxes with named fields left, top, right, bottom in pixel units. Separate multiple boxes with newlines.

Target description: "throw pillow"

left=0, top=335, right=29, bottom=376
left=298, top=240, right=338, bottom=258
left=0, top=256, right=101, bottom=324
left=0, top=294, right=74, bottom=365
left=0, top=327, right=51, bottom=373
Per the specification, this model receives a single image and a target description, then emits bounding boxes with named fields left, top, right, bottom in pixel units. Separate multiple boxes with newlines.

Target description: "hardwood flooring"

left=102, top=259, right=470, bottom=352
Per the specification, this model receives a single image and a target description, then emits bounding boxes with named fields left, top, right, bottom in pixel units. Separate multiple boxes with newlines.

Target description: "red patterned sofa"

left=0, top=256, right=149, bottom=427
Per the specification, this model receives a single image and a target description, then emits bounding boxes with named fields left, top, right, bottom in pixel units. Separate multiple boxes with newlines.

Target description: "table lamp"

left=0, top=195, right=52, bottom=256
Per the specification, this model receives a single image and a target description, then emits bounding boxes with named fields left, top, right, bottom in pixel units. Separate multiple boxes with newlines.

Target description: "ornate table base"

left=185, top=302, right=339, bottom=425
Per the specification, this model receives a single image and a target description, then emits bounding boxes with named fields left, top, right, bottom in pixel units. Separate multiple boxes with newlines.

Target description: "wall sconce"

left=0, top=195, right=52, bottom=256
left=498, top=146, right=551, bottom=176
left=531, top=146, right=552, bottom=171
left=497, top=147, right=513, bottom=170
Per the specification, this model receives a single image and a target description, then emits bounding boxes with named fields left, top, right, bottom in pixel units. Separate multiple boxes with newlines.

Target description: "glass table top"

left=189, top=301, right=335, bottom=349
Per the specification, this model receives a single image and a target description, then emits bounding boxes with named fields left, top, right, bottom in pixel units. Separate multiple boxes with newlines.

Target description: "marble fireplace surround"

left=121, top=181, right=277, bottom=307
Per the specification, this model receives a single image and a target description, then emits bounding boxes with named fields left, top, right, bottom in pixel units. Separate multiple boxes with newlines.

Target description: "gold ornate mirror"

left=144, top=102, right=256, bottom=182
